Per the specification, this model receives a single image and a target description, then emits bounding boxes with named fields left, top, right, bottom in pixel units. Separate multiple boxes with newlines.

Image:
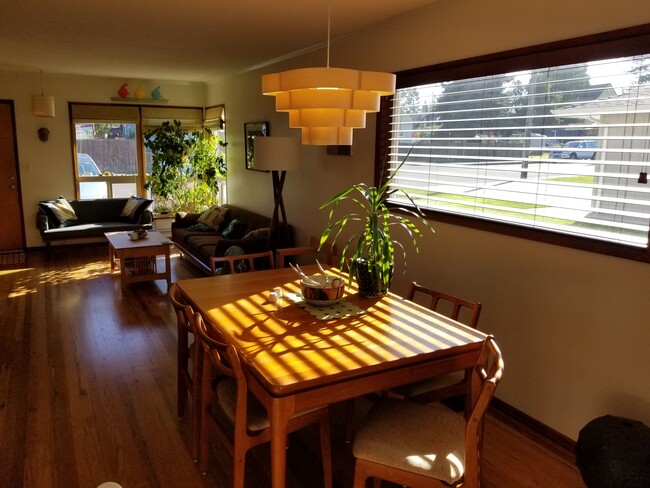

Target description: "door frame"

left=0, top=100, right=26, bottom=252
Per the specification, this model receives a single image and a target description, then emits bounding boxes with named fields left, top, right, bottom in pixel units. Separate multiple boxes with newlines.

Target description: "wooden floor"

left=0, top=245, right=586, bottom=488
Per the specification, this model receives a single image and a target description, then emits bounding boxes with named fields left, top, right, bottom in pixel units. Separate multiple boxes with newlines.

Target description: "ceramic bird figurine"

left=151, top=86, right=162, bottom=99
left=118, top=83, right=129, bottom=98
left=135, top=85, right=145, bottom=99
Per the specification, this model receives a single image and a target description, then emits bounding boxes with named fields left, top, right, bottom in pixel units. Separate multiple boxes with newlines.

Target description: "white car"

left=550, top=140, right=597, bottom=160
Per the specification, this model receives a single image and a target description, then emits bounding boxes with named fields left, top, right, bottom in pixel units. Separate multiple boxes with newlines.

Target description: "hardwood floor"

left=0, top=245, right=586, bottom=488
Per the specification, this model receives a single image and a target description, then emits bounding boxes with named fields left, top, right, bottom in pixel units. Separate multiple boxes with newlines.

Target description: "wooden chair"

left=168, top=282, right=201, bottom=462
left=275, top=236, right=338, bottom=268
left=391, top=282, right=483, bottom=404
left=352, top=337, right=504, bottom=488
left=209, top=250, right=275, bottom=276
left=190, top=310, right=333, bottom=488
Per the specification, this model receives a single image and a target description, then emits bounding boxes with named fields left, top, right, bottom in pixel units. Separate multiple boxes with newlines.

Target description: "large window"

left=381, top=25, right=650, bottom=261
left=71, top=104, right=226, bottom=203
left=72, top=105, right=141, bottom=199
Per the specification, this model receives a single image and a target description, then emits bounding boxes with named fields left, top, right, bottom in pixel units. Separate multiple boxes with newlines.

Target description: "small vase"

left=355, top=258, right=393, bottom=298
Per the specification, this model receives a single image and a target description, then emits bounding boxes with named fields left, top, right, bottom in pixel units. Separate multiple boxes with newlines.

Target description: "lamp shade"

left=254, top=137, right=301, bottom=171
left=262, top=67, right=395, bottom=145
left=32, top=94, right=55, bottom=117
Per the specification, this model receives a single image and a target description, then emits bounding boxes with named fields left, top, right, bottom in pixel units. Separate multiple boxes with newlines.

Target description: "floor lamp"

left=254, top=136, right=301, bottom=249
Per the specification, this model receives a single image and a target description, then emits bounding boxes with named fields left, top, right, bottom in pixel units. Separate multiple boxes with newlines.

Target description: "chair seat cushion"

left=353, top=398, right=466, bottom=484
left=216, top=378, right=271, bottom=432
left=391, top=371, right=464, bottom=397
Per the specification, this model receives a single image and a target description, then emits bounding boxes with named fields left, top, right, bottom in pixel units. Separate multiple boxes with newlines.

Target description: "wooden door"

left=0, top=101, right=25, bottom=252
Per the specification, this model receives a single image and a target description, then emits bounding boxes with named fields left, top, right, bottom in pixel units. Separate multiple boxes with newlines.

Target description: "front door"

left=0, top=101, right=25, bottom=252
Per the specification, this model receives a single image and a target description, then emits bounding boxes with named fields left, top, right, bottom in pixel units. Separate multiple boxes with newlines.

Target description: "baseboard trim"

left=489, top=398, right=577, bottom=462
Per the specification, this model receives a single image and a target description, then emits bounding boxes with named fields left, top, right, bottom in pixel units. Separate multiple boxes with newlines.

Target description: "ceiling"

left=0, top=0, right=441, bottom=83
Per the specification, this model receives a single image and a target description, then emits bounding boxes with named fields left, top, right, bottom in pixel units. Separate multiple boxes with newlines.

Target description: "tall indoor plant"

left=319, top=151, right=435, bottom=297
left=144, top=120, right=227, bottom=213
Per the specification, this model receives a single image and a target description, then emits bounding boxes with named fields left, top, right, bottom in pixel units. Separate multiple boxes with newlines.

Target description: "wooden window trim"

left=376, top=23, right=650, bottom=263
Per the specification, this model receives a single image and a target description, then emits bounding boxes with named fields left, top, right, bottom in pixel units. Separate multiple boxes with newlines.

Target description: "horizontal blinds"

left=71, top=104, right=139, bottom=123
left=141, top=107, right=203, bottom=130
left=203, top=105, right=224, bottom=127
left=387, top=54, right=650, bottom=247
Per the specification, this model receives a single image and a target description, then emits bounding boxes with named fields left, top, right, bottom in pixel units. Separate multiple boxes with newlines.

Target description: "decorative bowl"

left=300, top=274, right=345, bottom=306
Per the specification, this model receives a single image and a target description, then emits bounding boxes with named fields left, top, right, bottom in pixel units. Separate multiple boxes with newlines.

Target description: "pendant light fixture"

left=32, top=70, right=55, bottom=118
left=262, top=1, right=396, bottom=146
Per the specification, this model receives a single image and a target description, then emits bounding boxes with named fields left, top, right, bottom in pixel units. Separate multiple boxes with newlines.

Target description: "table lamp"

left=254, top=136, right=301, bottom=248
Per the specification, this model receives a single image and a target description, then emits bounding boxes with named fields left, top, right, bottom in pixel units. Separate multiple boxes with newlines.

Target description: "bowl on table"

left=300, top=274, right=345, bottom=306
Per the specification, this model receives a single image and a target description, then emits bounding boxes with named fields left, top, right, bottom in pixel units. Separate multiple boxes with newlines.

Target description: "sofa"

left=37, top=196, right=153, bottom=247
left=172, top=204, right=286, bottom=275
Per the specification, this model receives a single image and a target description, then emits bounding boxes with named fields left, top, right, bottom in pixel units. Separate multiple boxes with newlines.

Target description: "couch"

left=37, top=197, right=153, bottom=247
left=172, top=204, right=285, bottom=275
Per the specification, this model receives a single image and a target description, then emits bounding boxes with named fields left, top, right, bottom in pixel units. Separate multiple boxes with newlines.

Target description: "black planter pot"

left=355, top=258, right=393, bottom=298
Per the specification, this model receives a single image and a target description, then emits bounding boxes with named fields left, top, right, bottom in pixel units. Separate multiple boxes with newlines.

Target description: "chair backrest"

left=463, top=336, right=504, bottom=483
left=407, top=281, right=482, bottom=329
left=275, top=236, right=338, bottom=268
left=190, top=309, right=235, bottom=377
left=169, top=282, right=192, bottom=332
left=209, top=250, right=275, bottom=276
left=190, top=309, right=252, bottom=440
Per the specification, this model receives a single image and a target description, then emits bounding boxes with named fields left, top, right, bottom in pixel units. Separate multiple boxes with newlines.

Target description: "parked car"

left=550, top=140, right=597, bottom=160
left=77, top=153, right=102, bottom=176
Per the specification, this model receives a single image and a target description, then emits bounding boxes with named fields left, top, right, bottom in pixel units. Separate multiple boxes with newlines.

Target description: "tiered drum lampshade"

left=262, top=67, right=396, bottom=145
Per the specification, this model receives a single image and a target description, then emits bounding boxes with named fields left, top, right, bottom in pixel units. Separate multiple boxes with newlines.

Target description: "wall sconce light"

left=37, top=127, right=50, bottom=142
left=32, top=71, right=55, bottom=117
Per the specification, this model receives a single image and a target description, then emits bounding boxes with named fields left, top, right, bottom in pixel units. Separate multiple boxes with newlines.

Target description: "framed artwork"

left=245, top=121, right=269, bottom=171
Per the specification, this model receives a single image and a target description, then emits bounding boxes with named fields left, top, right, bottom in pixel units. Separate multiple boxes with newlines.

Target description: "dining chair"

left=391, top=282, right=483, bottom=404
left=344, top=282, right=483, bottom=443
left=169, top=282, right=201, bottom=462
left=190, top=310, right=333, bottom=488
left=209, top=250, right=275, bottom=276
left=275, top=236, right=338, bottom=268
left=352, top=337, right=504, bottom=488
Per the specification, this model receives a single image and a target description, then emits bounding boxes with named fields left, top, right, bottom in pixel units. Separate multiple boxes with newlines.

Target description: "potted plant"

left=319, top=150, right=434, bottom=297
left=144, top=120, right=227, bottom=214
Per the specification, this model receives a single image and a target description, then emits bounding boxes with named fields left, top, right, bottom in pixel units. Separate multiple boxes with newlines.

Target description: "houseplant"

left=319, top=150, right=435, bottom=297
left=144, top=120, right=227, bottom=214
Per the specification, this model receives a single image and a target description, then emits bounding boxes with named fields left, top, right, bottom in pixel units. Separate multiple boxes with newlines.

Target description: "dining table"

left=176, top=264, right=488, bottom=488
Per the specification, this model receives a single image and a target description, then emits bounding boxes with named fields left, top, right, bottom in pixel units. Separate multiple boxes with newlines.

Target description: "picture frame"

left=244, top=121, right=269, bottom=171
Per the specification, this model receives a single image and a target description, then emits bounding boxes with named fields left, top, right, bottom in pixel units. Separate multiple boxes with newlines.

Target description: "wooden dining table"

left=176, top=264, right=488, bottom=488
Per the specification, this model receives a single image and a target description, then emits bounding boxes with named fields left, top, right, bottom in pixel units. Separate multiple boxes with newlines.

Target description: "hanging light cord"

left=326, top=0, right=331, bottom=68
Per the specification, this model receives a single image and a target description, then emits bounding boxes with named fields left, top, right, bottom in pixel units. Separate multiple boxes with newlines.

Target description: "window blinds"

left=387, top=55, right=650, bottom=247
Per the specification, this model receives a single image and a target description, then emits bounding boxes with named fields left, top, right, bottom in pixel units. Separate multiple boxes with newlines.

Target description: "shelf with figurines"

left=111, top=83, right=168, bottom=103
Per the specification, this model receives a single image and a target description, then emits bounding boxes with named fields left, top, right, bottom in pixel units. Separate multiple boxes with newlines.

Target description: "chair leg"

left=344, top=398, right=356, bottom=444
left=232, top=447, right=247, bottom=488
left=353, top=459, right=369, bottom=488
left=319, top=414, right=333, bottom=488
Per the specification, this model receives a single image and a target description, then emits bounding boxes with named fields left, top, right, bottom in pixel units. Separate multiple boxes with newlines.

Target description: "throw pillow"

left=186, top=222, right=213, bottom=232
left=198, top=205, right=230, bottom=231
left=220, top=219, right=247, bottom=239
left=120, top=196, right=153, bottom=223
left=242, top=227, right=270, bottom=240
left=38, top=197, right=79, bottom=228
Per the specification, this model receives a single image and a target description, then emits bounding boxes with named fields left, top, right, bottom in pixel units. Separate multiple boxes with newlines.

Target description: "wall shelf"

left=110, top=97, right=168, bottom=104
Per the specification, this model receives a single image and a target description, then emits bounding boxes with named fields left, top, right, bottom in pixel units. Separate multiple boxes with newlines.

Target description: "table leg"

left=270, top=398, right=291, bottom=488
left=109, top=243, right=115, bottom=273
left=164, top=246, right=171, bottom=289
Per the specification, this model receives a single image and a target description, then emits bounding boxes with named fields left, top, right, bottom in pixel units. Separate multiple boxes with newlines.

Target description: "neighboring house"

left=553, top=84, right=650, bottom=225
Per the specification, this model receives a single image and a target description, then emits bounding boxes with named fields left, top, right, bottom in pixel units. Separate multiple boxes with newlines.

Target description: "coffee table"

left=105, top=230, right=172, bottom=291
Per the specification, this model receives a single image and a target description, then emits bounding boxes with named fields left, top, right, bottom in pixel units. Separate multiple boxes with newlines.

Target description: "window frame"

left=376, top=23, right=650, bottom=263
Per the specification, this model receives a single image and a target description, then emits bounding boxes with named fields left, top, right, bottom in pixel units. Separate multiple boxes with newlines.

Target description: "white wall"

left=0, top=70, right=206, bottom=247
left=208, top=0, right=650, bottom=439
